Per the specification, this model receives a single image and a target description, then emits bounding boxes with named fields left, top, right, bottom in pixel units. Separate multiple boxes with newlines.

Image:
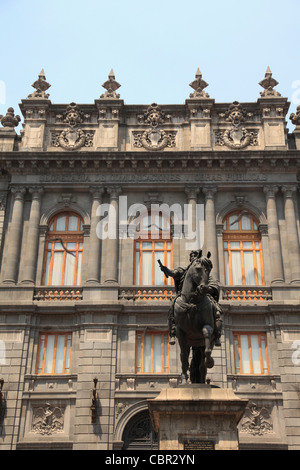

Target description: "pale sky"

left=1, top=0, right=299, bottom=129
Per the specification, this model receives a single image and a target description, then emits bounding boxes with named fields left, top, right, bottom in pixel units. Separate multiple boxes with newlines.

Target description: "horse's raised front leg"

left=202, top=325, right=214, bottom=369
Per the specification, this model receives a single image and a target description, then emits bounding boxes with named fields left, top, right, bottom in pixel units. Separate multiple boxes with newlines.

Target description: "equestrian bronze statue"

left=159, top=250, right=223, bottom=384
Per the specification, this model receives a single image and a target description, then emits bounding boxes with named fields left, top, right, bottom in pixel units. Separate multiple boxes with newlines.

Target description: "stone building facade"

left=0, top=68, right=299, bottom=450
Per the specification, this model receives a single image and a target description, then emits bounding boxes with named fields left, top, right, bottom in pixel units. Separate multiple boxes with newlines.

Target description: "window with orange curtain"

left=233, top=332, right=269, bottom=375
left=136, top=331, right=170, bottom=373
left=223, top=211, right=264, bottom=286
left=134, top=212, right=173, bottom=286
left=43, top=212, right=84, bottom=286
left=36, top=332, right=72, bottom=374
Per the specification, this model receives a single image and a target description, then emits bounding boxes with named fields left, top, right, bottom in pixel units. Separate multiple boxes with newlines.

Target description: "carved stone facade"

left=0, top=68, right=299, bottom=450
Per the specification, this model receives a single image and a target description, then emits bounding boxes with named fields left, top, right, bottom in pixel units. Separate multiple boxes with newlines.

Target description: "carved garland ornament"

left=216, top=102, right=258, bottom=150
left=134, top=103, right=176, bottom=151
left=52, top=103, right=94, bottom=150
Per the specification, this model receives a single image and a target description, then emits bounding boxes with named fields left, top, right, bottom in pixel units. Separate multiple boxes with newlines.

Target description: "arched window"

left=134, top=211, right=173, bottom=286
left=223, top=211, right=264, bottom=286
left=122, top=410, right=158, bottom=450
left=43, top=212, right=83, bottom=286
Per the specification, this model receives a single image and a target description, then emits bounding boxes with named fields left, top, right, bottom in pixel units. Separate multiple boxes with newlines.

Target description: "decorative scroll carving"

left=31, top=403, right=65, bottom=435
left=239, top=402, right=274, bottom=436
left=215, top=102, right=258, bottom=149
left=132, top=130, right=176, bottom=151
left=133, top=103, right=176, bottom=151
left=215, top=129, right=258, bottom=149
left=51, top=103, right=94, bottom=150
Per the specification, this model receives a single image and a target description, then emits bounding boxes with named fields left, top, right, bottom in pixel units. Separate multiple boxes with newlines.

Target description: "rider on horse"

left=159, top=249, right=223, bottom=346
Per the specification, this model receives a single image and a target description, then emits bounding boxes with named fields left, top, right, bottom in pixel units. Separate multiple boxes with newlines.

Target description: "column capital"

left=263, top=185, right=279, bottom=198
left=202, top=186, right=217, bottom=200
left=107, top=186, right=122, bottom=200
left=10, top=185, right=26, bottom=200
left=185, top=185, right=200, bottom=200
left=89, top=185, right=104, bottom=200
left=28, top=185, right=44, bottom=200
left=281, top=185, right=298, bottom=198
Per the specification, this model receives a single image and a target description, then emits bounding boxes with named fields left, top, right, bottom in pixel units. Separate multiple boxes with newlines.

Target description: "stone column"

left=2, top=186, right=26, bottom=283
left=282, top=185, right=300, bottom=283
left=263, top=185, right=284, bottom=283
left=203, top=186, right=219, bottom=280
left=103, top=186, right=121, bottom=283
left=86, top=186, right=104, bottom=284
left=20, top=186, right=43, bottom=284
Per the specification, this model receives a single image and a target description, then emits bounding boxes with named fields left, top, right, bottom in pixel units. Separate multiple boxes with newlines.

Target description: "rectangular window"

left=224, top=240, right=264, bottom=286
left=136, top=332, right=169, bottom=373
left=43, top=242, right=83, bottom=286
left=134, top=241, right=172, bottom=286
left=36, top=333, right=72, bottom=374
left=233, top=332, right=269, bottom=375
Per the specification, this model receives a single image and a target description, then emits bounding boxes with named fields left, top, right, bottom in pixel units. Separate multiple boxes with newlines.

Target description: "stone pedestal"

left=148, top=385, right=248, bottom=451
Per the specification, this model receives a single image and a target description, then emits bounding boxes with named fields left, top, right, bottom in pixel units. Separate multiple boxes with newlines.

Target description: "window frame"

left=36, top=332, right=72, bottom=375
left=233, top=331, right=269, bottom=375
left=136, top=331, right=170, bottom=374
left=133, top=211, right=173, bottom=286
left=223, top=211, right=265, bottom=286
left=42, top=212, right=84, bottom=286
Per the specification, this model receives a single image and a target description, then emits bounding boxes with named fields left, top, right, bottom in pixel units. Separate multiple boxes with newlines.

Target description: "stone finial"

left=289, top=105, right=300, bottom=127
left=189, top=68, right=210, bottom=99
left=259, top=67, right=281, bottom=97
left=28, top=69, right=51, bottom=99
left=0, top=107, right=21, bottom=129
left=100, top=69, right=121, bottom=99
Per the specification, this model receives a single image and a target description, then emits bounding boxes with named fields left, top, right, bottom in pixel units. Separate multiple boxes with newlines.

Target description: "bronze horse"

left=173, top=252, right=216, bottom=383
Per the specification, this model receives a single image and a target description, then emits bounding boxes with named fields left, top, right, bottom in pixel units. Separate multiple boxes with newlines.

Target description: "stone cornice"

left=0, top=149, right=300, bottom=176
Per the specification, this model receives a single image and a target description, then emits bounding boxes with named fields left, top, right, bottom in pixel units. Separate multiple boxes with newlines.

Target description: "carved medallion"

left=216, top=102, right=258, bottom=149
left=133, top=103, right=176, bottom=151
left=51, top=102, right=94, bottom=150
left=133, top=130, right=176, bottom=151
